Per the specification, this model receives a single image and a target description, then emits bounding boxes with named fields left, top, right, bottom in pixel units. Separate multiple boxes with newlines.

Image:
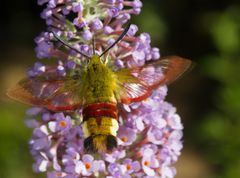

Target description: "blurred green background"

left=1, top=0, right=240, bottom=178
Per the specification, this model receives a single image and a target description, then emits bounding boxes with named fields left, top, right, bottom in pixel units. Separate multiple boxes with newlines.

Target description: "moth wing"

left=7, top=69, right=82, bottom=112
left=132, top=56, right=192, bottom=89
left=114, top=69, right=151, bottom=104
left=115, top=56, right=192, bottom=104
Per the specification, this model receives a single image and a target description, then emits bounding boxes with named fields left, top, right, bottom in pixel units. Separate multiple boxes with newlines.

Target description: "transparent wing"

left=115, top=56, right=192, bottom=104
left=132, top=56, right=192, bottom=89
left=115, top=81, right=151, bottom=104
left=7, top=68, right=82, bottom=112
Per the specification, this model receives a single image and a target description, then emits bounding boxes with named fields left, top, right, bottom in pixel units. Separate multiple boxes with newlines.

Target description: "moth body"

left=80, top=55, right=119, bottom=152
left=7, top=53, right=192, bottom=153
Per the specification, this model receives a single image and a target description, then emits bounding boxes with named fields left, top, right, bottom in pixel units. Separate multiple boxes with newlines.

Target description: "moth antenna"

left=100, top=23, right=131, bottom=58
left=51, top=31, right=91, bottom=59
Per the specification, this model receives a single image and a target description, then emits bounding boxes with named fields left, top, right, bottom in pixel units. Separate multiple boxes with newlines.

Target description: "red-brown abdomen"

left=82, top=102, right=118, bottom=124
left=82, top=102, right=119, bottom=152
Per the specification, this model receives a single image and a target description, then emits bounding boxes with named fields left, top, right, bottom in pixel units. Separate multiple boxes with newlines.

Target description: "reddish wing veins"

left=115, top=56, right=192, bottom=104
left=7, top=67, right=82, bottom=112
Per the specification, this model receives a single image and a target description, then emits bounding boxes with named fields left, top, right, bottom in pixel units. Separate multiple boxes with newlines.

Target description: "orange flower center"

left=121, top=137, right=127, bottom=142
left=55, top=172, right=61, bottom=176
left=85, top=163, right=91, bottom=170
left=126, top=164, right=132, bottom=171
left=144, top=161, right=150, bottom=167
left=59, top=120, right=67, bottom=128
left=163, top=132, right=170, bottom=138
left=78, top=18, right=84, bottom=23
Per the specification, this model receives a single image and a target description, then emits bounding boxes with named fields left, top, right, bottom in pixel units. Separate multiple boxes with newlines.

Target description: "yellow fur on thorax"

left=80, top=55, right=118, bottom=105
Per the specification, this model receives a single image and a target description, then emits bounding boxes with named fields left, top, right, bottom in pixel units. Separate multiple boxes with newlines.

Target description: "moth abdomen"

left=84, top=135, right=118, bottom=153
left=82, top=102, right=119, bottom=152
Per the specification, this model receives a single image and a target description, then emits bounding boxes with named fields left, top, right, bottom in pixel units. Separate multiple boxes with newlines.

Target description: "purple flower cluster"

left=26, top=0, right=184, bottom=177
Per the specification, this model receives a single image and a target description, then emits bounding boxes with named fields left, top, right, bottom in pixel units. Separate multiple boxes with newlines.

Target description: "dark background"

left=1, top=0, right=240, bottom=178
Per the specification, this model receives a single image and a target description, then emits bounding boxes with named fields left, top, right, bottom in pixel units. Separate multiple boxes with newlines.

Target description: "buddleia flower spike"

left=7, top=0, right=192, bottom=177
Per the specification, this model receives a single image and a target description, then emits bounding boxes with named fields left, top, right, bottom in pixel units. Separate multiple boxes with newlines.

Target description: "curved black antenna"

left=100, top=23, right=131, bottom=58
left=51, top=31, right=91, bottom=59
